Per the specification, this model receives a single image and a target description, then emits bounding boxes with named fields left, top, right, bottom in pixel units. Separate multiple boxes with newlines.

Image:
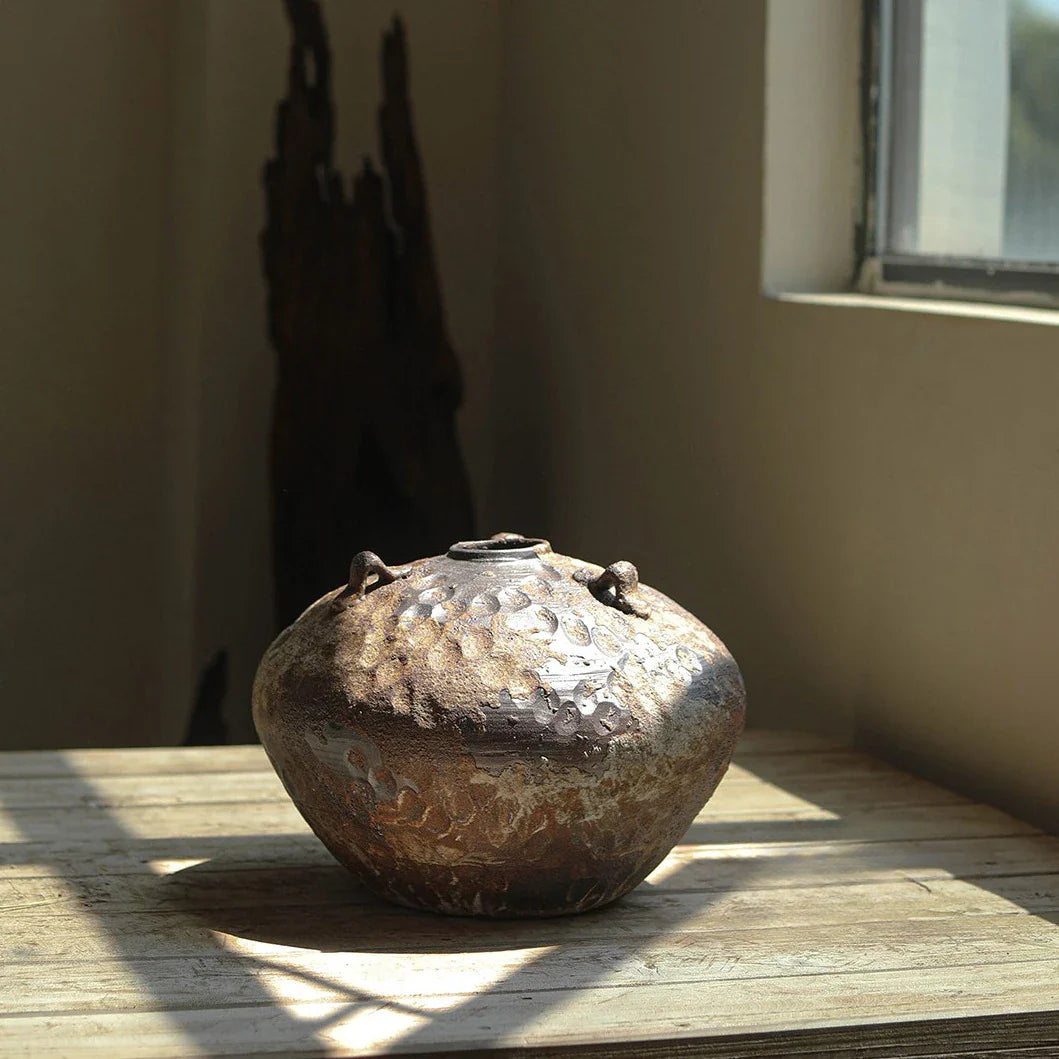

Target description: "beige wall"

left=0, top=3, right=177, bottom=748
left=491, top=1, right=1059, bottom=829
left=0, top=0, right=499, bottom=748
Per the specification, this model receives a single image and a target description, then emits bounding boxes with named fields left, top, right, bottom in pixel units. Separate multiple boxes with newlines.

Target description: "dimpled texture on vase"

left=252, top=535, right=745, bottom=917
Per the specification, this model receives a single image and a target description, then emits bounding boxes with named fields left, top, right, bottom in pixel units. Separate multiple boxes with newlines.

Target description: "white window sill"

left=768, top=290, right=1059, bottom=328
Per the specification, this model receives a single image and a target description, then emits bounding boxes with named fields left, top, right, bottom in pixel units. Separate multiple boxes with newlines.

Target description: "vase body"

left=253, top=535, right=745, bottom=917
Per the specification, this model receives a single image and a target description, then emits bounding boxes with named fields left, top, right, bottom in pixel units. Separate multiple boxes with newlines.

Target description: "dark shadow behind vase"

left=262, top=1, right=475, bottom=630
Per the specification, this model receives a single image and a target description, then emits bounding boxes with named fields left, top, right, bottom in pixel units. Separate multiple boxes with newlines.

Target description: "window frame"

left=855, top=0, right=1059, bottom=308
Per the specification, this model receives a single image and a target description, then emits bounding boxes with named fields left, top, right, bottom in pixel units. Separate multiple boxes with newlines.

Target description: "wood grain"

left=1, top=732, right=1057, bottom=1057
left=6, top=961, right=1059, bottom=1057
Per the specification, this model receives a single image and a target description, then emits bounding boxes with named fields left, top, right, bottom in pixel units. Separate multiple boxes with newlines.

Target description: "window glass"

left=882, top=0, right=1059, bottom=264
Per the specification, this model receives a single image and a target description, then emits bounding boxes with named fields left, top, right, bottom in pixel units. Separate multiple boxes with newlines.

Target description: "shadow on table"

left=159, top=854, right=650, bottom=954
left=2, top=763, right=380, bottom=1053
left=162, top=744, right=1059, bottom=958
left=153, top=745, right=1059, bottom=1053
left=155, top=840, right=769, bottom=1053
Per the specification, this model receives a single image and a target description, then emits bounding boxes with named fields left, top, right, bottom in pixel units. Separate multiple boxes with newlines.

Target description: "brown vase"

left=253, top=534, right=745, bottom=917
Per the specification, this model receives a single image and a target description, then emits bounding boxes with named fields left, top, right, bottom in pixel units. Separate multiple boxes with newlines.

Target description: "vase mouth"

left=447, top=536, right=551, bottom=562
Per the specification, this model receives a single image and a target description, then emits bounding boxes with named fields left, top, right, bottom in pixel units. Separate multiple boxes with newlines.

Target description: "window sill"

left=768, top=289, right=1059, bottom=328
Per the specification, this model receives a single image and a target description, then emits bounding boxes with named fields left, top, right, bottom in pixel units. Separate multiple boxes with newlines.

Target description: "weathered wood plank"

left=682, top=802, right=1036, bottom=844
left=0, top=800, right=308, bottom=843
left=0, top=834, right=325, bottom=880
left=0, top=797, right=1034, bottom=848
left=0, top=761, right=965, bottom=813
left=645, top=832, right=1059, bottom=891
left=0, top=745, right=271, bottom=779
left=0, top=772, right=288, bottom=810
left=4, top=959, right=1059, bottom=1057
left=706, top=768, right=969, bottom=812
left=3, top=913, right=1059, bottom=1015
left=4, top=873, right=1059, bottom=962
left=726, top=750, right=928, bottom=780
left=0, top=730, right=840, bottom=781
left=6, top=833, right=1059, bottom=913
left=5, top=833, right=1059, bottom=898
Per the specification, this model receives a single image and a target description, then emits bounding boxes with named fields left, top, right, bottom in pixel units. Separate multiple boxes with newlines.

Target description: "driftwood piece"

left=262, top=1, right=474, bottom=628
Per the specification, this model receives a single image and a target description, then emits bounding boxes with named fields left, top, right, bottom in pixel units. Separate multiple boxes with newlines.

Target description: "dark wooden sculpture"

left=263, top=1, right=474, bottom=629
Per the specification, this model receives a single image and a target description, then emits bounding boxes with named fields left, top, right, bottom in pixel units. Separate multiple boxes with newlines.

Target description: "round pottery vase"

left=253, top=534, right=745, bottom=917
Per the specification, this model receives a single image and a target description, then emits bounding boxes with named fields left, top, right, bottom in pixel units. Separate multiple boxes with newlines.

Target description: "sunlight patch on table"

left=251, top=945, right=555, bottom=1011
left=320, top=1000, right=435, bottom=1050
left=147, top=858, right=211, bottom=875
left=703, top=780, right=841, bottom=819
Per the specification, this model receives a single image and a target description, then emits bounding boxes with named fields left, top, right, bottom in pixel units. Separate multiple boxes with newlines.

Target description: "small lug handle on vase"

left=575, top=560, right=650, bottom=618
left=335, top=551, right=410, bottom=609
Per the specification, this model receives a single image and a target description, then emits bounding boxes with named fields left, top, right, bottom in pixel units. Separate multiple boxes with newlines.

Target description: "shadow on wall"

left=261, top=1, right=475, bottom=632
left=187, top=1, right=484, bottom=744
left=183, top=650, right=228, bottom=746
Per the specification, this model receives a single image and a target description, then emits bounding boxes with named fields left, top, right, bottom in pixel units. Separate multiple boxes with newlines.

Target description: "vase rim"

left=447, top=536, right=551, bottom=562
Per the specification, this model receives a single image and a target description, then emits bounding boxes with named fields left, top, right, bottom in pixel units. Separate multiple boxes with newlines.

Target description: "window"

left=859, top=0, right=1059, bottom=303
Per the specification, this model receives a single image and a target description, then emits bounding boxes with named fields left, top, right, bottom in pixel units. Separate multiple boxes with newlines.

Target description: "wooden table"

left=3, top=731, right=1059, bottom=1057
